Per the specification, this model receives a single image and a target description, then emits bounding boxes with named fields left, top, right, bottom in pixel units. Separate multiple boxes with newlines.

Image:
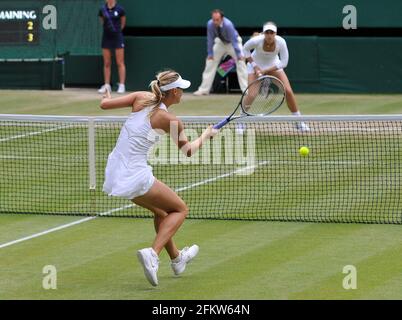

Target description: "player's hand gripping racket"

left=213, top=75, right=286, bottom=129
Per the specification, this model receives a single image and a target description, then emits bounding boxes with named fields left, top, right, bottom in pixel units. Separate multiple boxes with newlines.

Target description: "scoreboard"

left=0, top=9, right=40, bottom=45
left=0, top=1, right=103, bottom=59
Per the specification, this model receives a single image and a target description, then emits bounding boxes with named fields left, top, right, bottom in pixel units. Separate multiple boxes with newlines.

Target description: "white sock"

left=292, top=111, right=301, bottom=116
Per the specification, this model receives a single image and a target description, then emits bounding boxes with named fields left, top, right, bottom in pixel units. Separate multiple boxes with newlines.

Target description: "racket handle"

left=213, top=118, right=229, bottom=129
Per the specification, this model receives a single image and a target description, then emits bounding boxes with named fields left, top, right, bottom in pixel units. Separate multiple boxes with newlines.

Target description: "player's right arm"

left=243, top=36, right=263, bottom=75
left=243, top=36, right=259, bottom=60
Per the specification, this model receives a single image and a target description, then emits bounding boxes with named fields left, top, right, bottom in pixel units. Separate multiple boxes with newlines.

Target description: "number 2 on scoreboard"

left=27, top=21, right=34, bottom=30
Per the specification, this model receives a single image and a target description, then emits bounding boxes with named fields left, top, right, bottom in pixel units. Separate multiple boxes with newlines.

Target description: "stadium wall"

left=118, top=0, right=402, bottom=28
left=0, top=59, right=63, bottom=90
left=64, top=36, right=402, bottom=93
left=2, top=0, right=402, bottom=92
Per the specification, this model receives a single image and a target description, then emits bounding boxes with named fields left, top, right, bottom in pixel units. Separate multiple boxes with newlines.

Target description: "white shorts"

left=246, top=62, right=283, bottom=74
left=103, top=153, right=155, bottom=200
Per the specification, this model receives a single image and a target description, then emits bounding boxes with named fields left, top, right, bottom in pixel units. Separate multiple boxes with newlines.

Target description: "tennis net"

left=0, top=114, right=401, bottom=224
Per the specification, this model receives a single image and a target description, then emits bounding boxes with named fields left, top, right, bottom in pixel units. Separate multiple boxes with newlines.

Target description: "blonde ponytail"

left=143, top=70, right=180, bottom=116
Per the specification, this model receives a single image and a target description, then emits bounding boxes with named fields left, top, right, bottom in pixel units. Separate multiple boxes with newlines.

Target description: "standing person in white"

left=194, top=9, right=248, bottom=95
left=100, top=70, right=218, bottom=286
left=243, top=22, right=310, bottom=131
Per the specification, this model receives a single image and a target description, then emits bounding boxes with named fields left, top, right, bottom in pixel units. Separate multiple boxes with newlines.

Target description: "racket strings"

left=242, top=77, right=285, bottom=115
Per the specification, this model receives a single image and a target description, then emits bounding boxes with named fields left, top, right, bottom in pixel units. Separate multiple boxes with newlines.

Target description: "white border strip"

left=1, top=114, right=402, bottom=123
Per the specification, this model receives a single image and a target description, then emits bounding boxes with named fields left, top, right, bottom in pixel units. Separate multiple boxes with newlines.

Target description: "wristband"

left=251, top=61, right=257, bottom=68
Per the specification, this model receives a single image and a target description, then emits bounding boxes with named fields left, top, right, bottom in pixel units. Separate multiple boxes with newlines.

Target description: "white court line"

left=271, top=160, right=363, bottom=165
left=0, top=155, right=107, bottom=161
left=98, top=204, right=135, bottom=216
left=0, top=217, right=95, bottom=249
left=0, top=161, right=268, bottom=249
left=0, top=158, right=361, bottom=248
left=0, top=124, right=73, bottom=143
left=93, top=161, right=270, bottom=216
left=175, top=160, right=269, bottom=191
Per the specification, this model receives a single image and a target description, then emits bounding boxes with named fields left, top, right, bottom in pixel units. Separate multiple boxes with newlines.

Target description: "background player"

left=243, top=22, right=310, bottom=131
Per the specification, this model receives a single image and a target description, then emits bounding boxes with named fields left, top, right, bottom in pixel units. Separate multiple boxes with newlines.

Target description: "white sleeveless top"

left=102, top=103, right=167, bottom=200
left=112, top=103, right=166, bottom=168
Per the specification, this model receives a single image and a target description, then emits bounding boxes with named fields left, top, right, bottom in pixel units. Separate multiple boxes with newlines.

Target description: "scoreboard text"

left=0, top=10, right=40, bottom=44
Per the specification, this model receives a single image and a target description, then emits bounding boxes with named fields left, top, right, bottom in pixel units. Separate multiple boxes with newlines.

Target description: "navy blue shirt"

left=99, top=4, right=125, bottom=36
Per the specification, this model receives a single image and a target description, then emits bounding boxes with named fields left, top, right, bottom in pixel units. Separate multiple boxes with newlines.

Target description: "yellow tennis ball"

left=299, top=146, right=309, bottom=156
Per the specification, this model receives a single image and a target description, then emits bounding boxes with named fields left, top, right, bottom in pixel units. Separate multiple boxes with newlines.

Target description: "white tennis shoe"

left=193, top=90, right=209, bottom=96
left=171, top=245, right=199, bottom=276
left=98, top=83, right=112, bottom=94
left=235, top=123, right=246, bottom=135
left=117, top=83, right=126, bottom=94
left=137, top=248, right=159, bottom=286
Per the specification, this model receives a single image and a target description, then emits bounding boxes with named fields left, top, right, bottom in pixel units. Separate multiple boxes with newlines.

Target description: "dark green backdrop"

left=119, top=0, right=402, bottom=28
left=65, top=36, right=402, bottom=93
left=1, top=0, right=402, bottom=92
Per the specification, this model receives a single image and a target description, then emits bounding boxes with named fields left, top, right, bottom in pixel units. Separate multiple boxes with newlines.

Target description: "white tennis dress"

left=103, top=104, right=167, bottom=200
left=243, top=35, right=289, bottom=74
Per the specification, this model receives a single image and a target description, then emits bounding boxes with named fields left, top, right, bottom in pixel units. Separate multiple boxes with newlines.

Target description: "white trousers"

left=197, top=37, right=248, bottom=93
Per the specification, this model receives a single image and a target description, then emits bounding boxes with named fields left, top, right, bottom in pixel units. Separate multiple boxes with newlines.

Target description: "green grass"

left=1, top=89, right=402, bottom=116
left=0, top=89, right=402, bottom=299
left=2, top=215, right=402, bottom=299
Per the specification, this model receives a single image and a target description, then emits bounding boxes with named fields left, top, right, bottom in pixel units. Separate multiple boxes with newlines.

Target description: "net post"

left=88, top=118, right=96, bottom=190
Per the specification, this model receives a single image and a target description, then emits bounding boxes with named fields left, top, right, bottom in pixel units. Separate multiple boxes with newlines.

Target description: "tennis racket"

left=213, top=75, right=286, bottom=129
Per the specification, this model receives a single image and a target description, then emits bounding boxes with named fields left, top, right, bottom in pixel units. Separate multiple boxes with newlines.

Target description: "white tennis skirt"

left=102, top=153, right=155, bottom=200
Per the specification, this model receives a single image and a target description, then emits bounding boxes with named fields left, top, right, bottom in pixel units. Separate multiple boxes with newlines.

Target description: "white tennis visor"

left=160, top=76, right=191, bottom=91
left=263, top=23, right=277, bottom=33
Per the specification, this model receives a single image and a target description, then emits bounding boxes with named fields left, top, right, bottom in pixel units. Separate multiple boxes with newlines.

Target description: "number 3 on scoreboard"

left=27, top=33, right=34, bottom=42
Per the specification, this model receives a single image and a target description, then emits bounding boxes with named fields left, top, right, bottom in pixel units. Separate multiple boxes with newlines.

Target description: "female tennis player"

left=243, top=22, right=310, bottom=131
left=100, top=70, right=218, bottom=286
left=98, top=0, right=126, bottom=94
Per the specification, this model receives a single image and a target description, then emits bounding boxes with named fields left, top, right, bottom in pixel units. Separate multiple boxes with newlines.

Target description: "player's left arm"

left=120, top=7, right=126, bottom=30
left=120, top=16, right=126, bottom=30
